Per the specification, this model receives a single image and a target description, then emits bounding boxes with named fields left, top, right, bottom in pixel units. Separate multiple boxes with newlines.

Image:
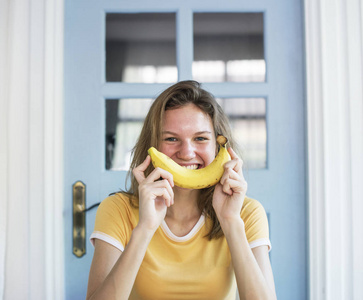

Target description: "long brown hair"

left=125, top=80, right=240, bottom=239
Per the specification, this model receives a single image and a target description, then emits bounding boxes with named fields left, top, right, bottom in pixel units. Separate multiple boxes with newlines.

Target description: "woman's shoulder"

left=95, top=192, right=140, bottom=227
left=241, top=196, right=267, bottom=219
left=99, top=192, right=138, bottom=214
left=92, top=192, right=139, bottom=251
left=242, top=196, right=264, bottom=209
left=241, top=196, right=271, bottom=250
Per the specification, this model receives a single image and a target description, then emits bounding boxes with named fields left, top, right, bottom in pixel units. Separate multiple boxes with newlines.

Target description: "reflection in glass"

left=106, top=98, right=266, bottom=170
left=193, top=13, right=265, bottom=82
left=106, top=99, right=153, bottom=170
left=217, top=98, right=266, bottom=169
left=106, top=13, right=177, bottom=83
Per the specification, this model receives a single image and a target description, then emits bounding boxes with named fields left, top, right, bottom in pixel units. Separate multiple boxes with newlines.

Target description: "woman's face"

left=160, top=103, right=216, bottom=170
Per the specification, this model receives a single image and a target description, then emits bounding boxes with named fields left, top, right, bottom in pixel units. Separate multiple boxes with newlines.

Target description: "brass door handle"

left=72, top=181, right=86, bottom=258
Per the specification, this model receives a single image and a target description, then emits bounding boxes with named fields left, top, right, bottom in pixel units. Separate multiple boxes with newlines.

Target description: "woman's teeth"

left=183, top=164, right=199, bottom=170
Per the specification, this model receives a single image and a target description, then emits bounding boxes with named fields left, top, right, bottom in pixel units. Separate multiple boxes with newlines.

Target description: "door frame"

left=2, top=0, right=362, bottom=299
left=35, top=0, right=363, bottom=299
left=304, top=0, right=363, bottom=299
left=1, top=0, right=65, bottom=299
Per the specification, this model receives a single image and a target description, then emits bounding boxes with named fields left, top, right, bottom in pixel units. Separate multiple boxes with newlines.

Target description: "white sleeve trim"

left=249, top=238, right=272, bottom=252
left=90, top=231, right=124, bottom=252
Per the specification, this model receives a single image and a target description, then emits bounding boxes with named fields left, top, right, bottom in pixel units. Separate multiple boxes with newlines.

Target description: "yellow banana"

left=148, top=136, right=231, bottom=189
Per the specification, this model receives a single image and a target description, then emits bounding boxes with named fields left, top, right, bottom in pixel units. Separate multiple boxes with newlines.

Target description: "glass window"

left=106, top=98, right=266, bottom=170
left=218, top=98, right=267, bottom=169
left=106, top=98, right=153, bottom=170
left=106, top=13, right=177, bottom=83
left=193, top=13, right=265, bottom=83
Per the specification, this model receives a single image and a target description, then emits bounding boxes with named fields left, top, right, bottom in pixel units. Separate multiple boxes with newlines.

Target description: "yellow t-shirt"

left=90, top=193, right=271, bottom=300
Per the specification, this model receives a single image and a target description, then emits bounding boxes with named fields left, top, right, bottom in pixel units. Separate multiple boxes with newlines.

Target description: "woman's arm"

left=252, top=245, right=276, bottom=296
left=87, top=156, right=174, bottom=300
left=220, top=218, right=276, bottom=300
left=213, top=148, right=276, bottom=300
left=86, top=226, right=154, bottom=300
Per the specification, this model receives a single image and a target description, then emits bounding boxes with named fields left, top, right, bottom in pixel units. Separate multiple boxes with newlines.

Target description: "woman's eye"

left=195, top=137, right=208, bottom=141
left=165, top=137, right=177, bottom=142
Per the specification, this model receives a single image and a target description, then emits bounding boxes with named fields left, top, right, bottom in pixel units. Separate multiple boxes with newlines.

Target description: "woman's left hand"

left=212, top=147, right=247, bottom=223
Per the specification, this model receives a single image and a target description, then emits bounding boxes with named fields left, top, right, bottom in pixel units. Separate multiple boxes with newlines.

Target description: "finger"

left=222, top=178, right=247, bottom=195
left=221, top=178, right=234, bottom=196
left=227, top=147, right=238, bottom=159
left=224, top=157, right=243, bottom=176
left=153, top=187, right=173, bottom=207
left=220, top=167, right=240, bottom=185
left=139, top=179, right=173, bottom=207
left=152, top=179, right=174, bottom=205
left=133, top=156, right=151, bottom=183
left=145, top=167, right=174, bottom=187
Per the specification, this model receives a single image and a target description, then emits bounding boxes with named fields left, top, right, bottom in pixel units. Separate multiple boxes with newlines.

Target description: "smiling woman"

left=87, top=81, right=276, bottom=300
left=148, top=134, right=231, bottom=189
left=106, top=96, right=268, bottom=171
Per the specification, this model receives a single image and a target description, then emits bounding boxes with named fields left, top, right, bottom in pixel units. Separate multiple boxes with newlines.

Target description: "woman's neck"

left=166, top=187, right=201, bottom=221
left=164, top=188, right=203, bottom=237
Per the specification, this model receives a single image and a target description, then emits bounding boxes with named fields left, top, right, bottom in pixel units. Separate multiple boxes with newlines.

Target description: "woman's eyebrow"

left=162, top=131, right=177, bottom=135
left=162, top=131, right=212, bottom=135
left=195, top=131, right=212, bottom=135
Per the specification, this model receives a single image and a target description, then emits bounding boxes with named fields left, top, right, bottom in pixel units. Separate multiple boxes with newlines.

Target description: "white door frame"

left=305, top=0, right=363, bottom=299
left=1, top=0, right=362, bottom=299
left=0, top=0, right=64, bottom=299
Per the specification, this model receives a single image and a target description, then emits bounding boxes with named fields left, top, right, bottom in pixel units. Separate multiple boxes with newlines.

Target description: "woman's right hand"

left=132, top=155, right=174, bottom=233
left=87, top=156, right=173, bottom=300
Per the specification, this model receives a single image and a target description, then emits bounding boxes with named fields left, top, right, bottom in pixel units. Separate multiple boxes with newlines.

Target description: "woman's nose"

left=177, top=141, right=196, bottom=160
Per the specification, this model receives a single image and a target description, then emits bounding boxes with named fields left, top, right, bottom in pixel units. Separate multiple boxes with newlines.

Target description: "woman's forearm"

left=88, top=225, right=154, bottom=300
left=221, top=218, right=276, bottom=300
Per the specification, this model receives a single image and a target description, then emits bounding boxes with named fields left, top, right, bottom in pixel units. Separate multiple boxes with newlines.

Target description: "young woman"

left=87, top=80, right=276, bottom=300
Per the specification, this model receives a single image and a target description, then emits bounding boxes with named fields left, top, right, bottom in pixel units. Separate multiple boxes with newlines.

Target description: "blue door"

left=64, top=1, right=306, bottom=299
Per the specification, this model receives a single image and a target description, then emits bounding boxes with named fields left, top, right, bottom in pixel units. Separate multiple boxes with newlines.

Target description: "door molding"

left=305, top=0, right=363, bottom=299
left=0, top=0, right=64, bottom=299
left=2, top=0, right=362, bottom=299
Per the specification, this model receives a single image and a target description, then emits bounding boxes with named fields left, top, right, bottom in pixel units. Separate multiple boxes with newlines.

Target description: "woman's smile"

left=160, top=103, right=216, bottom=168
left=181, top=164, right=199, bottom=170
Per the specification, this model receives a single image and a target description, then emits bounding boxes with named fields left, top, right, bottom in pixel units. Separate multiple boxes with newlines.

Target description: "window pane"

left=106, top=99, right=153, bottom=170
left=218, top=98, right=267, bottom=169
left=106, top=13, right=177, bottom=83
left=193, top=13, right=265, bottom=83
left=106, top=98, right=266, bottom=170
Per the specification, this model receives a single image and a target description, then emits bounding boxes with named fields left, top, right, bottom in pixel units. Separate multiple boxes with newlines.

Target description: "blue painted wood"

left=64, top=1, right=306, bottom=299
left=177, top=8, right=193, bottom=80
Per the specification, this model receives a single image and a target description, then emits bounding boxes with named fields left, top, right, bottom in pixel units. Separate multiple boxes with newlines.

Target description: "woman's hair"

left=124, top=80, right=240, bottom=240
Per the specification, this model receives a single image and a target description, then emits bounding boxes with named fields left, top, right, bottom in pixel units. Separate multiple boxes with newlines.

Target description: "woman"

left=87, top=80, right=276, bottom=300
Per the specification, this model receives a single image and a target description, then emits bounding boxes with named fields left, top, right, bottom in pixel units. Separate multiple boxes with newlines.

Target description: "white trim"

left=0, top=0, right=64, bottom=299
left=249, top=238, right=271, bottom=252
left=305, top=0, right=363, bottom=299
left=304, top=0, right=326, bottom=298
left=4, top=0, right=32, bottom=298
left=44, top=0, right=65, bottom=299
left=160, top=215, right=205, bottom=242
left=346, top=2, right=363, bottom=299
left=90, top=232, right=125, bottom=252
left=2, top=0, right=362, bottom=298
left=0, top=0, right=9, bottom=297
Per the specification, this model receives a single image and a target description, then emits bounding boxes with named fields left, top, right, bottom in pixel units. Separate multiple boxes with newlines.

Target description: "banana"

left=148, top=135, right=231, bottom=189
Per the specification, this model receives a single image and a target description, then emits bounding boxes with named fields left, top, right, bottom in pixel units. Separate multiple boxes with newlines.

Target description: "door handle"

left=72, top=181, right=86, bottom=258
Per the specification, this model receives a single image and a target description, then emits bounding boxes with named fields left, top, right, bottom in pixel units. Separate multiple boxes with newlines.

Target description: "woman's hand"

left=133, top=155, right=174, bottom=233
left=212, top=147, right=247, bottom=224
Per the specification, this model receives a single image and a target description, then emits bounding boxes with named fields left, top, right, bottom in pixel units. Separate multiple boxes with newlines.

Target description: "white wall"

left=305, top=0, right=363, bottom=299
left=0, top=0, right=64, bottom=299
left=0, top=0, right=362, bottom=299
